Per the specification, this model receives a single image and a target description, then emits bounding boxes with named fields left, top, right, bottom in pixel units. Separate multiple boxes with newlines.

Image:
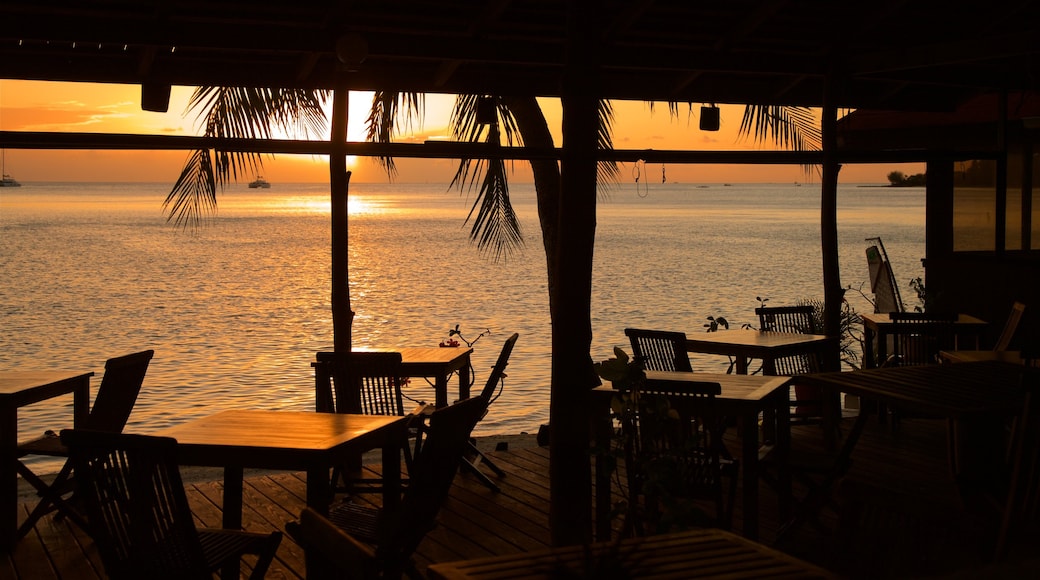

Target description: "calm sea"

left=1, top=181, right=925, bottom=473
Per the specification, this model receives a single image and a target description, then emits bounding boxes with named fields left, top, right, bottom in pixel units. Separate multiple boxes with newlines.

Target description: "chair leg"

left=14, top=460, right=88, bottom=538
left=460, top=457, right=500, bottom=492
left=467, top=441, right=505, bottom=477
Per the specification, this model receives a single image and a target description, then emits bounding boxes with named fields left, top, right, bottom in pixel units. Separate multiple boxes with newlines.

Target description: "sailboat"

left=0, top=150, right=21, bottom=187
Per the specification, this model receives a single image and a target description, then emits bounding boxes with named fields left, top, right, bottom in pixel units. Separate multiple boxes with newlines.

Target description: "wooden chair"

left=15, top=349, right=154, bottom=539
left=994, top=301, right=1026, bottom=352
left=317, top=351, right=422, bottom=496
left=285, top=507, right=381, bottom=580
left=60, top=429, right=282, bottom=580
left=885, top=311, right=959, bottom=367
left=620, top=381, right=738, bottom=534
left=289, top=396, right=488, bottom=579
left=461, top=332, right=519, bottom=492
left=755, top=305, right=835, bottom=429
left=882, top=312, right=959, bottom=425
left=624, top=328, right=693, bottom=372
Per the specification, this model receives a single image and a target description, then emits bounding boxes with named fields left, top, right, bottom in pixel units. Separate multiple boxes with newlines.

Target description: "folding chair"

left=15, top=349, right=153, bottom=539
left=461, top=333, right=519, bottom=492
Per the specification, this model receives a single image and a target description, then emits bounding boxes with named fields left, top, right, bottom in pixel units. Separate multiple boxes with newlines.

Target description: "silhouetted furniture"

left=155, top=410, right=408, bottom=537
left=619, top=380, right=738, bottom=533
left=755, top=306, right=835, bottom=430
left=994, top=301, right=1027, bottom=352
left=14, top=349, right=153, bottom=541
left=285, top=507, right=380, bottom=580
left=462, top=332, right=519, bottom=492
left=0, top=368, right=94, bottom=549
left=290, top=396, right=487, bottom=580
left=682, top=328, right=833, bottom=375
left=861, top=311, right=988, bottom=369
left=793, top=362, right=1028, bottom=503
left=315, top=347, right=474, bottom=410
left=318, top=351, right=424, bottom=495
left=624, top=328, right=693, bottom=372
left=426, top=528, right=837, bottom=579
left=885, top=311, right=959, bottom=367
left=60, top=429, right=282, bottom=580
left=592, top=372, right=792, bottom=541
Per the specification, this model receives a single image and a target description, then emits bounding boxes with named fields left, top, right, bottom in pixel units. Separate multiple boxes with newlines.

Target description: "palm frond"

left=164, top=149, right=217, bottom=228
left=447, top=95, right=524, bottom=260
left=464, top=155, right=524, bottom=262
left=366, top=91, right=424, bottom=178
left=597, top=99, right=621, bottom=186
left=167, top=87, right=328, bottom=227
left=737, top=105, right=821, bottom=151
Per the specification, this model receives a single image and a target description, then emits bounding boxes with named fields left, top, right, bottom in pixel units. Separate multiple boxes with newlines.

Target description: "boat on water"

left=248, top=176, right=271, bottom=188
left=1, top=150, right=21, bottom=186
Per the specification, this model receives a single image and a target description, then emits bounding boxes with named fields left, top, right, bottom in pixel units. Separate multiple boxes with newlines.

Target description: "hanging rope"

left=633, top=159, right=649, bottom=198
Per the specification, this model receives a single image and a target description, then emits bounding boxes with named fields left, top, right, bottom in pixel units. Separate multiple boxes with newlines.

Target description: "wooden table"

left=795, top=361, right=1030, bottom=490
left=591, top=372, right=792, bottom=541
left=315, top=347, right=474, bottom=409
left=154, top=410, right=407, bottom=530
left=427, top=527, right=836, bottom=579
left=684, top=329, right=833, bottom=374
left=0, top=370, right=93, bottom=550
left=861, top=312, right=988, bottom=369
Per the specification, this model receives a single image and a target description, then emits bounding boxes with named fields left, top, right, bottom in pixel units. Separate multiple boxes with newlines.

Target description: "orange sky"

left=0, top=80, right=920, bottom=184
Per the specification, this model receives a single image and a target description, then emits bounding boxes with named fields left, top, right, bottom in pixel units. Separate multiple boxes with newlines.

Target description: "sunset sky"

left=0, top=80, right=920, bottom=184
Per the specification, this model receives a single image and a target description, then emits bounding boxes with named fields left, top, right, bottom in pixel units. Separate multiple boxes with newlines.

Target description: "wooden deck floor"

left=4, top=417, right=1039, bottom=579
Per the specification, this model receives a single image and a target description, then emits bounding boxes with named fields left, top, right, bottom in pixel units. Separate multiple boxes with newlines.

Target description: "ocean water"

left=1, top=181, right=926, bottom=473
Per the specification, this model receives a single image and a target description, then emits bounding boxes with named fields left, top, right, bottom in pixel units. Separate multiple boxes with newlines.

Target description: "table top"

left=426, top=528, right=835, bottom=579
left=315, top=346, right=473, bottom=367
left=0, top=371, right=93, bottom=403
left=152, top=409, right=407, bottom=469
left=940, top=350, right=1026, bottom=364
left=643, top=371, right=792, bottom=403
left=684, top=329, right=832, bottom=355
left=595, top=372, right=791, bottom=414
left=860, top=312, right=988, bottom=328
left=796, top=361, right=1030, bottom=418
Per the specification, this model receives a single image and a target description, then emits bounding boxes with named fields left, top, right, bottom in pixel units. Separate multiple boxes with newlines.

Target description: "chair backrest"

left=887, top=312, right=958, bottom=366
left=994, top=301, right=1027, bottom=351
left=624, top=381, right=730, bottom=529
left=60, top=428, right=209, bottom=579
left=83, top=350, right=154, bottom=432
left=756, top=306, right=818, bottom=376
left=478, top=333, right=519, bottom=403
left=291, top=507, right=380, bottom=580
left=383, top=396, right=487, bottom=561
left=624, top=328, right=692, bottom=372
left=756, top=305, right=817, bottom=334
left=321, top=351, right=406, bottom=416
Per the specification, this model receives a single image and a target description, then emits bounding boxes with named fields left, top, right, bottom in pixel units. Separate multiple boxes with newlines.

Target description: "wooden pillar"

left=330, top=82, right=354, bottom=352
left=820, top=77, right=842, bottom=371
left=550, top=0, right=598, bottom=547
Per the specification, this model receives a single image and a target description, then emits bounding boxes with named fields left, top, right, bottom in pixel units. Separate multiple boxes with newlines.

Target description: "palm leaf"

left=366, top=91, right=424, bottom=178
left=165, top=87, right=328, bottom=228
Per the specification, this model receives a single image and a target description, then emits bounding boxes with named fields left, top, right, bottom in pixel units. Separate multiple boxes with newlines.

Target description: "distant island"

left=887, top=171, right=926, bottom=187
